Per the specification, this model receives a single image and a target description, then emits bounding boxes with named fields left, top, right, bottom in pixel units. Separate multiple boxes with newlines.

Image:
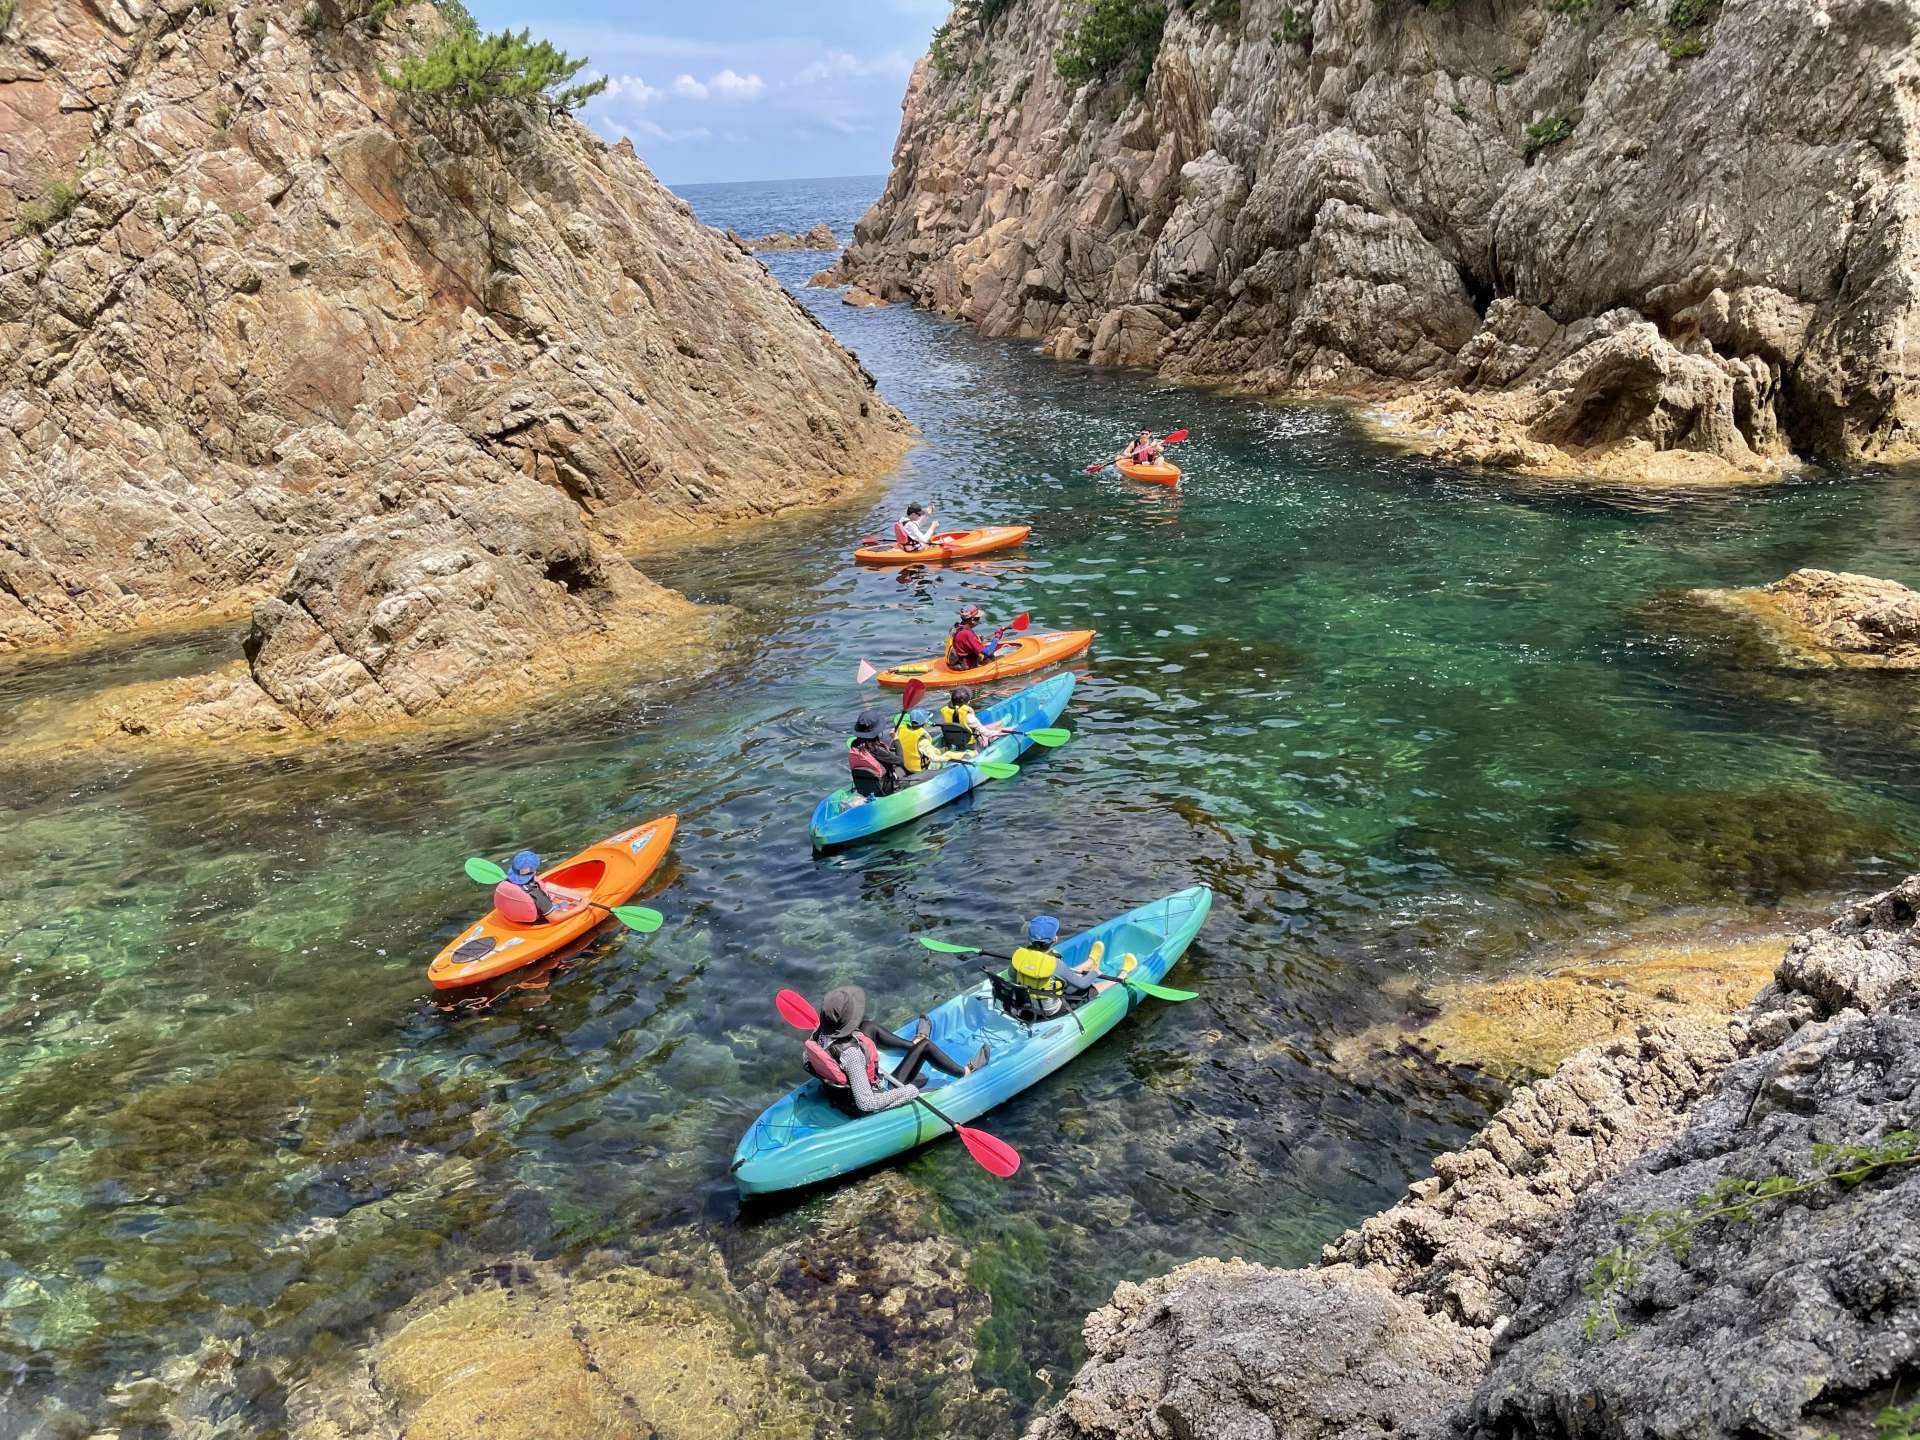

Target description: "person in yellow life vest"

left=895, top=707, right=942, bottom=774
left=936, top=686, right=993, bottom=754
left=1008, top=915, right=1103, bottom=1019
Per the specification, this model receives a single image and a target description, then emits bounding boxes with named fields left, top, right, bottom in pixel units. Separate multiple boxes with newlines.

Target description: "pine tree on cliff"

left=380, top=25, right=607, bottom=117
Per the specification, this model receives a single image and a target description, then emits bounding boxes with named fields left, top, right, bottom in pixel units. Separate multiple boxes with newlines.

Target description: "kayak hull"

left=427, top=815, right=677, bottom=989
left=854, top=525, right=1031, bottom=565
left=810, top=674, right=1074, bottom=849
left=875, top=628, right=1095, bottom=689
left=731, top=885, right=1213, bottom=1196
left=1117, top=458, right=1181, bottom=486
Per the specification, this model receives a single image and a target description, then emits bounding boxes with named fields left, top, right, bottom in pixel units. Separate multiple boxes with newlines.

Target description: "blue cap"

left=1027, top=915, right=1061, bottom=944
left=508, top=850, right=540, bottom=879
left=907, top=708, right=930, bottom=726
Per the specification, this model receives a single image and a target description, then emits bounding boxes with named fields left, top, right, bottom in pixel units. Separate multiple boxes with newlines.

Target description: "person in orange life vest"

left=493, top=850, right=555, bottom=925
left=894, top=501, right=936, bottom=551
left=945, top=604, right=1003, bottom=671
left=848, top=709, right=910, bottom=799
left=803, top=985, right=987, bottom=1114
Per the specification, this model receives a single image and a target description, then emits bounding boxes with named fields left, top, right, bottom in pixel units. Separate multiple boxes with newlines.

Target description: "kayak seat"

left=984, top=968, right=1094, bottom=1024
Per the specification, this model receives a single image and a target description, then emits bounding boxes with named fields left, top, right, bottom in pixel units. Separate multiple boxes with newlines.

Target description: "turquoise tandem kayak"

left=731, top=885, right=1213, bottom=1196
left=809, top=673, right=1075, bottom=850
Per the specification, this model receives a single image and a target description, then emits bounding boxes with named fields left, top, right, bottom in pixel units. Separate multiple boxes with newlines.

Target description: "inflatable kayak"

left=1116, top=457, right=1181, bottom=486
left=428, top=816, right=677, bottom=989
left=854, top=525, right=1031, bottom=565
left=876, top=628, right=1094, bottom=689
left=732, top=885, right=1213, bottom=1195
left=811, top=674, right=1074, bottom=849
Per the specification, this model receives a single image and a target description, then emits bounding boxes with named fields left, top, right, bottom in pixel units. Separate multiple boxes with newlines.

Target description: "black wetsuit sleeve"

left=525, top=879, right=555, bottom=919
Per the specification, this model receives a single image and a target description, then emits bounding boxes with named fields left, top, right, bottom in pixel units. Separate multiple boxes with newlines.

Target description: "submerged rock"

left=836, top=0, right=1920, bottom=481
left=0, top=1, right=908, bottom=732
left=1028, top=876, right=1920, bottom=1440
left=755, top=223, right=839, bottom=251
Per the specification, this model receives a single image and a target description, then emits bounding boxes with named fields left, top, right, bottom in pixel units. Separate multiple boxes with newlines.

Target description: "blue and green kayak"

left=731, top=885, right=1213, bottom=1196
left=809, top=672, right=1075, bottom=850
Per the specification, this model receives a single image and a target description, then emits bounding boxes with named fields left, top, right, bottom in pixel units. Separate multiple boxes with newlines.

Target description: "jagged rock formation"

left=1028, top=877, right=1920, bottom=1440
left=837, top=0, right=1920, bottom=481
left=1693, top=567, right=1920, bottom=670
left=754, top=222, right=838, bottom=250
left=0, top=0, right=908, bottom=730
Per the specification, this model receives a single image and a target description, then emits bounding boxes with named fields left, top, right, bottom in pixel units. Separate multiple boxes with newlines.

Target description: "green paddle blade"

left=1020, top=728, right=1070, bottom=747
left=611, top=904, right=664, bottom=933
left=966, top=760, right=1019, bottom=780
left=1120, top=977, right=1198, bottom=1002
left=464, top=856, right=506, bottom=885
left=917, top=936, right=981, bottom=955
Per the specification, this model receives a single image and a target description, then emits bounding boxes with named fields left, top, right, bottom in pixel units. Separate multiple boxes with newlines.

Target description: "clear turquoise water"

left=3, top=174, right=1919, bottom=1431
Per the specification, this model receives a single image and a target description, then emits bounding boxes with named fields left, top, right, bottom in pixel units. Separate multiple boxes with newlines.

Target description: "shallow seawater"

left=4, top=174, right=1920, bottom=1431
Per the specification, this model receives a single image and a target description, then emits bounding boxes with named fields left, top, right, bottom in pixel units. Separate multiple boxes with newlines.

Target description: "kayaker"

left=896, top=706, right=942, bottom=774
left=494, top=850, right=555, bottom=925
left=936, top=686, right=994, bottom=752
left=1007, top=915, right=1103, bottom=1019
left=848, top=709, right=910, bottom=798
left=945, top=604, right=1000, bottom=671
left=805, top=985, right=988, bottom=1114
left=1122, top=431, right=1163, bottom=465
left=893, top=501, right=936, bottom=551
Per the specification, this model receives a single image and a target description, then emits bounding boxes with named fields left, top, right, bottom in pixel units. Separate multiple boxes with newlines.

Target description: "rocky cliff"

left=1027, top=876, right=1920, bottom=1440
left=0, top=0, right=908, bottom=731
left=834, top=0, right=1920, bottom=481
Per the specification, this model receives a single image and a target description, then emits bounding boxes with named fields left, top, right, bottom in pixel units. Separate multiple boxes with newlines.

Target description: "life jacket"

left=894, top=519, right=921, bottom=549
left=1010, top=945, right=1062, bottom=994
left=944, top=624, right=986, bottom=667
left=493, top=879, right=541, bottom=925
left=804, top=1031, right=881, bottom=1090
left=896, top=717, right=933, bottom=772
left=849, top=741, right=890, bottom=797
left=938, top=702, right=977, bottom=751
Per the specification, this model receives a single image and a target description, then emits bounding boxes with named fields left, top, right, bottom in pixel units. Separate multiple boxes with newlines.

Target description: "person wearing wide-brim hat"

left=802, top=984, right=988, bottom=1114
left=847, top=708, right=909, bottom=799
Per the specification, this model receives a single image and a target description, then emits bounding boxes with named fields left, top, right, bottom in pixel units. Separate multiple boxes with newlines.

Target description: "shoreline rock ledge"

left=0, top=1, right=908, bottom=737
left=1027, top=877, right=1920, bottom=1440
left=835, top=0, right=1920, bottom=484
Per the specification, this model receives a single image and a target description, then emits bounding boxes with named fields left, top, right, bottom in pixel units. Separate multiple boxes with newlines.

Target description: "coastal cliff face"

left=0, top=0, right=908, bottom=729
left=834, top=0, right=1920, bottom=481
left=1027, top=878, right=1920, bottom=1440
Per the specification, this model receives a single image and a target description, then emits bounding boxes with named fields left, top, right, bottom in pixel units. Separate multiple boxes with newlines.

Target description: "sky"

left=468, top=0, right=949, bottom=185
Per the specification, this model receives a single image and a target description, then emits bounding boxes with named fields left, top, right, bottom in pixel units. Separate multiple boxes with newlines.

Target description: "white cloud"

left=600, top=74, right=662, bottom=105
left=788, top=49, right=917, bottom=87
left=672, top=73, right=710, bottom=99
left=622, top=118, right=713, bottom=144
left=710, top=68, right=765, bottom=99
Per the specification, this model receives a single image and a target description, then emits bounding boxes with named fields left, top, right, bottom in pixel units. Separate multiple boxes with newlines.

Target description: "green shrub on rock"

left=1055, top=0, right=1169, bottom=92
left=1523, top=111, right=1576, bottom=157
left=380, top=25, right=606, bottom=115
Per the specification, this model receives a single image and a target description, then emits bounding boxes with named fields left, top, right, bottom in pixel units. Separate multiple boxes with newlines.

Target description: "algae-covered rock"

left=290, top=1261, right=811, bottom=1440
left=1692, top=568, right=1920, bottom=670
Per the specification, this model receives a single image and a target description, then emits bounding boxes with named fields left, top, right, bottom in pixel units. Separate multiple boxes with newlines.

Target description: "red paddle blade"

left=900, top=678, right=927, bottom=713
left=1010, top=612, right=1030, bottom=631
left=1084, top=462, right=1107, bottom=473
left=955, top=1124, right=1021, bottom=1177
left=775, top=989, right=819, bottom=1031
left=1163, top=428, right=1189, bottom=444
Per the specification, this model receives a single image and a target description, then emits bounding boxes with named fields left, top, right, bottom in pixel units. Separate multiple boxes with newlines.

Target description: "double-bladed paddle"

left=915, top=936, right=1198, bottom=1001
left=462, top=856, right=664, bottom=932
left=1085, top=427, right=1190, bottom=474
left=772, top=988, right=1020, bottom=1177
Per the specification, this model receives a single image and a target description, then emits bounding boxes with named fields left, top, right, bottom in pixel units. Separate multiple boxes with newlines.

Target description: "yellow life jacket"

left=896, top=718, right=933, bottom=772
left=938, top=703, right=978, bottom=751
left=1010, top=945, right=1060, bottom=993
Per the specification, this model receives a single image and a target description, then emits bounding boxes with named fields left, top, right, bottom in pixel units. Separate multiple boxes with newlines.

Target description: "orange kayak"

left=855, top=525, right=1031, bottom=565
left=428, top=815, right=677, bottom=989
left=876, top=629, right=1095, bottom=688
left=1117, top=457, right=1180, bottom=486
